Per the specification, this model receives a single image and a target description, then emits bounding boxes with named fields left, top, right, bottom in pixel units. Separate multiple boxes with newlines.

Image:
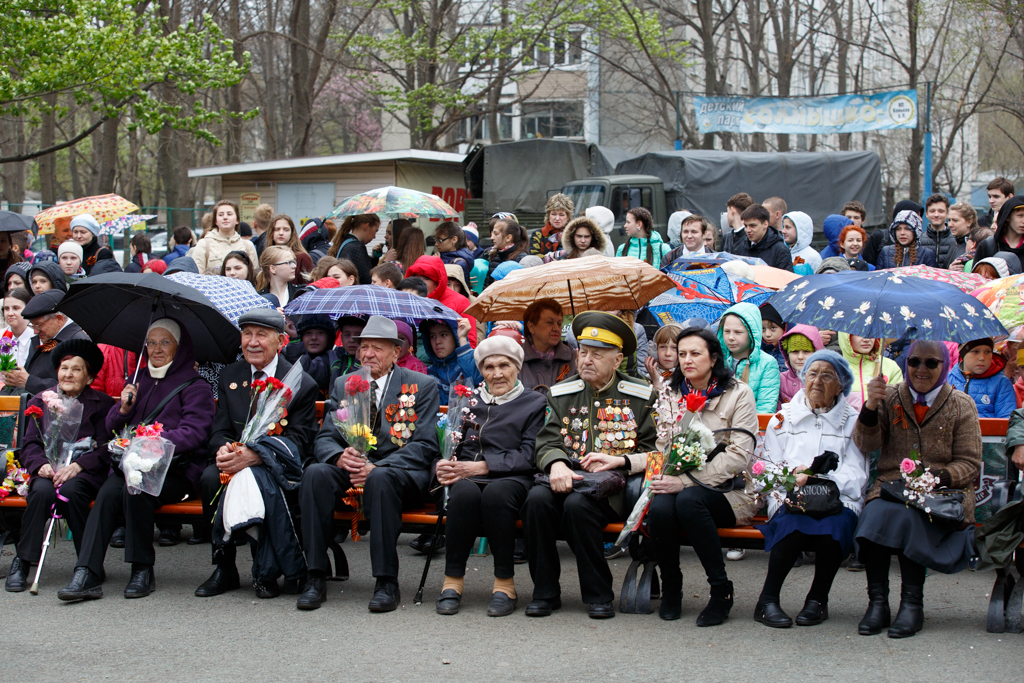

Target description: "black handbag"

left=785, top=477, right=844, bottom=518
left=534, top=470, right=626, bottom=499
left=879, top=480, right=966, bottom=529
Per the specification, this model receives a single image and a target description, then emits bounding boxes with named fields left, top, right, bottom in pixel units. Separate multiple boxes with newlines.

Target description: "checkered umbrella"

left=282, top=285, right=460, bottom=322
left=165, top=272, right=273, bottom=326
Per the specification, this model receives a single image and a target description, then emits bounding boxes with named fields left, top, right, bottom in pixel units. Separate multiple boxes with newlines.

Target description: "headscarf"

left=906, top=340, right=950, bottom=406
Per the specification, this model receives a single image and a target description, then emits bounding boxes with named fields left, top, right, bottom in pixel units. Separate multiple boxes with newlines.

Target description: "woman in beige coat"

left=187, top=200, right=259, bottom=275
left=646, top=326, right=759, bottom=626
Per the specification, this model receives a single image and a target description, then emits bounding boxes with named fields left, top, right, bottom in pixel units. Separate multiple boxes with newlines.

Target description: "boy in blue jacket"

left=420, top=317, right=483, bottom=404
left=949, top=338, right=1017, bottom=418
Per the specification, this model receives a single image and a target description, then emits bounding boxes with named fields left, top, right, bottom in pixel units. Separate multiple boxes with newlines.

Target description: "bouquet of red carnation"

left=121, top=422, right=176, bottom=495
left=331, top=368, right=376, bottom=457
left=440, top=383, right=477, bottom=461
left=32, top=391, right=84, bottom=473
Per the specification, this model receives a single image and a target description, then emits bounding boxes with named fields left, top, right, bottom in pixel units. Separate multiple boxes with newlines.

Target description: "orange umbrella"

left=34, top=194, right=139, bottom=234
left=465, top=255, right=675, bottom=322
left=749, top=265, right=801, bottom=290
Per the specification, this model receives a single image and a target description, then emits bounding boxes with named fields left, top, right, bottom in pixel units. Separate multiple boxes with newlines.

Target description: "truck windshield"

left=561, top=184, right=605, bottom=213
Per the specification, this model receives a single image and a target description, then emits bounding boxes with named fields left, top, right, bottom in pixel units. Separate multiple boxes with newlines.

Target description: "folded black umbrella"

left=58, top=273, right=240, bottom=363
left=0, top=210, right=34, bottom=233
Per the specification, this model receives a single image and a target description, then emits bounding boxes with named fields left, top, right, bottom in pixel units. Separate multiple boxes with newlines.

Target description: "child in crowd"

left=759, top=303, right=788, bottom=373
left=327, top=316, right=365, bottom=388
left=949, top=338, right=1016, bottom=418
left=717, top=302, right=781, bottom=412
left=395, top=320, right=429, bottom=375
left=293, top=315, right=342, bottom=399
left=645, top=323, right=682, bottom=381
left=399, top=277, right=429, bottom=297
left=420, top=317, right=482, bottom=404
left=371, top=262, right=403, bottom=288
left=838, top=333, right=904, bottom=409
left=777, top=325, right=824, bottom=405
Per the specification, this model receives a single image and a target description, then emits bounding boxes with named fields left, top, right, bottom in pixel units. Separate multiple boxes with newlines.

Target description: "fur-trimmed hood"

left=561, top=216, right=608, bottom=256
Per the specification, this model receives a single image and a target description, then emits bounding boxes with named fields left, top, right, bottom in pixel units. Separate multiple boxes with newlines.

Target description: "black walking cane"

left=413, top=417, right=480, bottom=605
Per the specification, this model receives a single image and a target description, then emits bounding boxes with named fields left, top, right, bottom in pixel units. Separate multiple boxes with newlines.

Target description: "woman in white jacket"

left=754, top=349, right=869, bottom=629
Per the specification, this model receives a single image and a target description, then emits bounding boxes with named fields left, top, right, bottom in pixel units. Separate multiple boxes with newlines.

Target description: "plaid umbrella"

left=34, top=194, right=139, bottom=234
left=282, top=285, right=460, bottom=322
left=165, top=272, right=273, bottom=326
left=649, top=268, right=774, bottom=325
left=98, top=214, right=158, bottom=237
left=887, top=264, right=988, bottom=294
left=326, top=186, right=459, bottom=220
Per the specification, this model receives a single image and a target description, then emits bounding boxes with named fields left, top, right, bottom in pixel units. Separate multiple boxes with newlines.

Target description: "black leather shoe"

left=124, top=565, right=155, bottom=598
left=588, top=601, right=615, bottom=619
left=58, top=567, right=103, bottom=601
left=409, top=533, right=444, bottom=555
left=368, top=579, right=400, bottom=612
left=195, top=566, right=241, bottom=597
left=888, top=585, right=924, bottom=638
left=296, top=575, right=327, bottom=610
left=5, top=557, right=30, bottom=592
left=858, top=582, right=891, bottom=636
left=436, top=588, right=462, bottom=615
left=754, top=600, right=793, bottom=628
left=795, top=598, right=828, bottom=626
left=254, top=578, right=281, bottom=599
left=525, top=596, right=561, bottom=617
left=109, top=526, right=126, bottom=548
left=658, top=593, right=682, bottom=621
left=487, top=591, right=517, bottom=617
left=158, top=527, right=180, bottom=547
left=696, top=582, right=733, bottom=627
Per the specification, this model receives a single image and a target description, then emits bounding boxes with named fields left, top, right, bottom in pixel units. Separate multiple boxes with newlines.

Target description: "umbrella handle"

left=130, top=301, right=159, bottom=388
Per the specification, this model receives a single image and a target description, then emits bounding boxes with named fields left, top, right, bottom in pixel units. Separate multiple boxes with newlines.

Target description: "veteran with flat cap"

left=521, top=311, right=657, bottom=620
left=2, top=289, right=89, bottom=396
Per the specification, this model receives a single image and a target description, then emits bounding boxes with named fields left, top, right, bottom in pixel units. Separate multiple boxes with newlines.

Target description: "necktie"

left=249, top=370, right=265, bottom=419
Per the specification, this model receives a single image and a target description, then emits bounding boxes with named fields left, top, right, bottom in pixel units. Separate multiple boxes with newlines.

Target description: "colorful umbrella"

left=649, top=268, right=774, bottom=325
left=34, top=194, right=139, bottom=234
left=98, top=214, right=158, bottom=237
left=971, top=275, right=1024, bottom=336
left=165, top=272, right=272, bottom=327
left=887, top=264, right=988, bottom=294
left=769, top=270, right=1007, bottom=343
left=663, top=251, right=766, bottom=272
left=466, top=255, right=676, bottom=322
left=283, top=285, right=460, bottom=322
left=749, top=265, right=802, bottom=290
left=326, top=186, right=459, bottom=220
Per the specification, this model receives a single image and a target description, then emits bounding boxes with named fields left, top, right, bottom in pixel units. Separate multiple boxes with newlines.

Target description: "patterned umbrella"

left=326, top=186, right=459, bottom=220
left=663, top=252, right=766, bottom=271
left=769, top=270, right=1007, bottom=343
left=887, top=264, right=988, bottom=294
left=34, top=194, right=139, bottom=234
left=649, top=268, right=774, bottom=325
left=465, top=255, right=675, bottom=322
left=282, top=285, right=460, bottom=322
left=971, top=275, right=1024, bottom=336
left=98, top=214, right=158, bottom=237
left=165, top=272, right=272, bottom=327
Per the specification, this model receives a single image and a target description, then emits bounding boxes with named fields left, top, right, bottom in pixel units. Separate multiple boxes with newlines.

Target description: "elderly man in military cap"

left=1, top=289, right=88, bottom=395
left=522, top=311, right=657, bottom=619
left=194, top=306, right=319, bottom=600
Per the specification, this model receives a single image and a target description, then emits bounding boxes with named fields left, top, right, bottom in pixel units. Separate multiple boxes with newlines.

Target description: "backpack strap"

left=142, top=377, right=201, bottom=424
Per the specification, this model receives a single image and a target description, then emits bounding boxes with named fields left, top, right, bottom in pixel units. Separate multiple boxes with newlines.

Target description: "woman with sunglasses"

left=852, top=340, right=981, bottom=639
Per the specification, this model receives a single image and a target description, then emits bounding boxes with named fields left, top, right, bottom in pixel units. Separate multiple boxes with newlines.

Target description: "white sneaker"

left=726, top=548, right=746, bottom=561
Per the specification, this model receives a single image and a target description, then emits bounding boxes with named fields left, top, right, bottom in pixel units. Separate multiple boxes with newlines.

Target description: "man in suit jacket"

left=1, top=290, right=89, bottom=396
left=194, top=307, right=319, bottom=599
left=297, top=315, right=440, bottom=612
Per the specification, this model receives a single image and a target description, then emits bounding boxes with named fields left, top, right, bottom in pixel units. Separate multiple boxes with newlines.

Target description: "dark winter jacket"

left=30, top=261, right=67, bottom=293
left=876, top=210, right=938, bottom=269
left=335, top=235, right=374, bottom=284
left=973, top=195, right=1024, bottom=267
left=20, top=386, right=116, bottom=491
left=162, top=244, right=190, bottom=264
left=406, top=255, right=478, bottom=346
left=105, top=324, right=215, bottom=491
left=80, top=236, right=101, bottom=275
left=299, top=219, right=332, bottom=265
left=485, top=245, right=527, bottom=288
left=519, top=333, right=577, bottom=391
left=439, top=247, right=477, bottom=284
left=730, top=226, right=795, bottom=272
left=918, top=223, right=959, bottom=269
left=862, top=200, right=923, bottom=266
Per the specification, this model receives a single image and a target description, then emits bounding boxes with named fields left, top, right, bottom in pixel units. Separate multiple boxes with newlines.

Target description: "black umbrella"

left=58, top=273, right=241, bottom=364
left=0, top=211, right=34, bottom=232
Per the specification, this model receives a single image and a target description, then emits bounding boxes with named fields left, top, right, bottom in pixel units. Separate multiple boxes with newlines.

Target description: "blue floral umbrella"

left=648, top=267, right=774, bottom=325
left=165, top=272, right=272, bottom=326
left=768, top=270, right=1008, bottom=343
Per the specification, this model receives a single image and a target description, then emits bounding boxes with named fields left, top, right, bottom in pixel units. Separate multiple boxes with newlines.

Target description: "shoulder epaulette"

left=550, top=379, right=585, bottom=396
left=618, top=380, right=653, bottom=400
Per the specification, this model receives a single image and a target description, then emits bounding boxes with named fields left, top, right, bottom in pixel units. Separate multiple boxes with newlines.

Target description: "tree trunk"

left=0, top=117, right=26, bottom=208
left=834, top=0, right=852, bottom=151
left=95, top=116, right=119, bottom=193
left=38, top=94, right=57, bottom=206
left=227, top=0, right=244, bottom=162
left=698, top=0, right=718, bottom=150
left=158, top=123, right=183, bottom=227
left=906, top=0, right=922, bottom=201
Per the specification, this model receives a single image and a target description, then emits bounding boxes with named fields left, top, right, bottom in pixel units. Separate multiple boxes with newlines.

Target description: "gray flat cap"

left=238, top=306, right=286, bottom=333
left=22, top=290, right=65, bottom=319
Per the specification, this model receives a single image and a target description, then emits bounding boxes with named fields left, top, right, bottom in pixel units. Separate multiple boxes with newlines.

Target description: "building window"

left=522, top=102, right=584, bottom=139
left=523, top=31, right=584, bottom=67
left=458, top=107, right=514, bottom=142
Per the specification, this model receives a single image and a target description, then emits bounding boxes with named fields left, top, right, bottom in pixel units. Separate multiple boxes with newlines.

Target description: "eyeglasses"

left=907, top=357, right=941, bottom=369
left=805, top=371, right=838, bottom=383
left=145, top=340, right=175, bottom=350
left=273, top=260, right=297, bottom=267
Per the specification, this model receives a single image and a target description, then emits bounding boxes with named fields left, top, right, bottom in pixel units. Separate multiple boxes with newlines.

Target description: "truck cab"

left=560, top=175, right=667, bottom=250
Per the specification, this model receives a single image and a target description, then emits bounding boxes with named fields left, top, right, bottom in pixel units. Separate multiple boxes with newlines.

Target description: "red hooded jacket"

left=405, top=255, right=478, bottom=347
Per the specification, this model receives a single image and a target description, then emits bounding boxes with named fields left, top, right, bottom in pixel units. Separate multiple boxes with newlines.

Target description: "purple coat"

left=21, top=386, right=117, bottom=491
left=105, top=323, right=215, bottom=490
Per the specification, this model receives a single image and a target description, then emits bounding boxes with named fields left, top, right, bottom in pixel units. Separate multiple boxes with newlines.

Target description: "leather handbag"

left=785, top=477, right=844, bottom=518
left=879, top=480, right=966, bottom=529
left=534, top=470, right=626, bottom=499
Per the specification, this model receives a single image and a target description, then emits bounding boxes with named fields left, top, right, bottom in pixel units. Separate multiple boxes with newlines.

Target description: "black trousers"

left=17, top=475, right=97, bottom=563
left=758, top=531, right=845, bottom=603
left=521, top=486, right=616, bottom=604
left=648, top=486, right=736, bottom=591
left=444, top=479, right=527, bottom=579
left=76, top=470, right=193, bottom=575
left=300, top=463, right=423, bottom=578
left=859, top=538, right=927, bottom=587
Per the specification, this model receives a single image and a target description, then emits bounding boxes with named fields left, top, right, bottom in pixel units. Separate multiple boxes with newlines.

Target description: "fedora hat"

left=354, top=315, right=402, bottom=346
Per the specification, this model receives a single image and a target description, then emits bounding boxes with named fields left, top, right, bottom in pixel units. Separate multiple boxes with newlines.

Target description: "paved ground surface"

left=3, top=528, right=1021, bottom=681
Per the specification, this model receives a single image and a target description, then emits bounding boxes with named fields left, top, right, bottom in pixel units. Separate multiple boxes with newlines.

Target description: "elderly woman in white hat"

left=435, top=335, right=548, bottom=618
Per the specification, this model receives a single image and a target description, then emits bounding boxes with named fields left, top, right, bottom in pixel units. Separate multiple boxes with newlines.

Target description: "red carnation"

left=346, top=376, right=370, bottom=396
left=267, top=377, right=285, bottom=391
left=453, top=384, right=473, bottom=398
left=2, top=330, right=12, bottom=339
left=25, top=405, right=43, bottom=419
left=684, top=392, right=707, bottom=413
left=252, top=379, right=267, bottom=392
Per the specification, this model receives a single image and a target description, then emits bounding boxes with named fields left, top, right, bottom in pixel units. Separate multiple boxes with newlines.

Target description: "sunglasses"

left=907, top=357, right=941, bottom=369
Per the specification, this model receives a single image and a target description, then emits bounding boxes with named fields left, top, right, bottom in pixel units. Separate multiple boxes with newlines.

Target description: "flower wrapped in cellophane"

left=331, top=367, right=377, bottom=457
left=31, top=390, right=84, bottom=472
left=440, top=383, right=476, bottom=462
left=121, top=423, right=176, bottom=496
left=0, top=451, right=30, bottom=500
left=615, top=388, right=714, bottom=547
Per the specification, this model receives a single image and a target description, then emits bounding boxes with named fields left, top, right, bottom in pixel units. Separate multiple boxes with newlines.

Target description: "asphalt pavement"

left=3, top=528, right=1021, bottom=681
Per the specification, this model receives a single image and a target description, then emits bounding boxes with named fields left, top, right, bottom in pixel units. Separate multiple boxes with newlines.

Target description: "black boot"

left=858, top=582, right=891, bottom=636
left=368, top=577, right=400, bottom=612
left=754, top=599, right=793, bottom=628
left=795, top=598, right=828, bottom=626
left=109, top=526, right=126, bottom=548
left=4, top=557, right=30, bottom=592
left=658, top=565, right=682, bottom=621
left=58, top=567, right=103, bottom=601
left=124, top=564, right=155, bottom=598
left=696, top=581, right=733, bottom=627
left=888, top=584, right=924, bottom=638
left=195, top=546, right=240, bottom=597
left=296, top=573, right=327, bottom=610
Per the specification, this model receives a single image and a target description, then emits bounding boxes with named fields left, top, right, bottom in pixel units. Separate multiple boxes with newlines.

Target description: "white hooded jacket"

left=784, top=211, right=822, bottom=271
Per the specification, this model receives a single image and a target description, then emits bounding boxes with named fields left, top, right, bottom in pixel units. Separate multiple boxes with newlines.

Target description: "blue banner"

left=694, top=90, right=918, bottom=134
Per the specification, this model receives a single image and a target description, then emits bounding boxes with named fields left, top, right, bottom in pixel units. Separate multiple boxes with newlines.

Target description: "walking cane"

left=414, top=418, right=479, bottom=605
left=29, top=438, right=95, bottom=595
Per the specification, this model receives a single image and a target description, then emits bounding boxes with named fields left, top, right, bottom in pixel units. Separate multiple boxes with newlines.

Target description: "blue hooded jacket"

left=949, top=354, right=1017, bottom=419
left=419, top=319, right=483, bottom=404
left=818, top=214, right=852, bottom=259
